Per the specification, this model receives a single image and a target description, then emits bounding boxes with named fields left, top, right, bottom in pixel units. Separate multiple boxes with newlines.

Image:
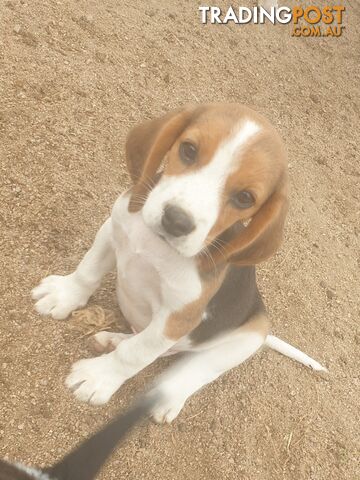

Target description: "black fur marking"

left=190, top=266, right=266, bottom=345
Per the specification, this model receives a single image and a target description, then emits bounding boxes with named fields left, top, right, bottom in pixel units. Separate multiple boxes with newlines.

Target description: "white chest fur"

left=110, top=195, right=202, bottom=333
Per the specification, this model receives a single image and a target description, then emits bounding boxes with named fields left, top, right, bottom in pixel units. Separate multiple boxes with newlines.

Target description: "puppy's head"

left=126, top=104, right=288, bottom=270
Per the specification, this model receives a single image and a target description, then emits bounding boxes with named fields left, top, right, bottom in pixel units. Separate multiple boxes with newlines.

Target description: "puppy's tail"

left=46, top=392, right=158, bottom=480
left=265, top=335, right=328, bottom=372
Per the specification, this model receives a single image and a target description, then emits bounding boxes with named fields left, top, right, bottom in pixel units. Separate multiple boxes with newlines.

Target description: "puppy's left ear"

left=125, top=105, right=198, bottom=212
left=201, top=177, right=288, bottom=270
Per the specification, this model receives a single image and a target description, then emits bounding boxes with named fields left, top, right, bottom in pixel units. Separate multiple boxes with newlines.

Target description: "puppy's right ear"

left=125, top=105, right=197, bottom=212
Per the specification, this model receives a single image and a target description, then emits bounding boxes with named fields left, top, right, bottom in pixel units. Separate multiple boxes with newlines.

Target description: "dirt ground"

left=0, top=0, right=359, bottom=479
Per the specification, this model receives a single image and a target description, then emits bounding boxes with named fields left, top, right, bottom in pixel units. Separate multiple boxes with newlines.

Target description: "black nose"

left=161, top=204, right=195, bottom=237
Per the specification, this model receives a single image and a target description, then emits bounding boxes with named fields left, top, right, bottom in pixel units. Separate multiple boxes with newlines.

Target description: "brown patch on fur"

left=164, top=266, right=228, bottom=341
left=199, top=179, right=288, bottom=271
left=163, top=112, right=235, bottom=176
left=236, top=311, right=270, bottom=338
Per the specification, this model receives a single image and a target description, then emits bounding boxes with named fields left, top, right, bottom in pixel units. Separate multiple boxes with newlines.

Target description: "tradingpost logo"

left=199, top=5, right=346, bottom=37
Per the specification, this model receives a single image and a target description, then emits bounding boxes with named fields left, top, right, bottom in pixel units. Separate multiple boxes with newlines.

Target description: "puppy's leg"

left=151, top=329, right=265, bottom=424
left=66, top=312, right=176, bottom=405
left=32, top=218, right=115, bottom=319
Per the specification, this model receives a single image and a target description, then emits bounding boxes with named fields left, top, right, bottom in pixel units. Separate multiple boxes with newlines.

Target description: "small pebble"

left=177, top=423, right=185, bottom=432
left=310, top=93, right=320, bottom=104
left=326, top=289, right=336, bottom=300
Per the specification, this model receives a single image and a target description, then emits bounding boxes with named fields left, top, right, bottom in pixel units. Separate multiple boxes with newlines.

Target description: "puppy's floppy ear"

left=201, top=178, right=288, bottom=270
left=126, top=105, right=197, bottom=212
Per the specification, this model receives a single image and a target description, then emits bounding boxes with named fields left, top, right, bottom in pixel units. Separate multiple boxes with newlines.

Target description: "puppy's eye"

left=179, top=142, right=197, bottom=166
left=231, top=191, right=255, bottom=209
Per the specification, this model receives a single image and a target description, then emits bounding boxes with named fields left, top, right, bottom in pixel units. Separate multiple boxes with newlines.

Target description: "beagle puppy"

left=32, top=103, right=326, bottom=423
left=0, top=394, right=156, bottom=480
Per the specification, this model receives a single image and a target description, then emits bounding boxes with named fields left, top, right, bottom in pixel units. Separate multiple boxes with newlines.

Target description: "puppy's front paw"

left=151, top=392, right=186, bottom=424
left=65, top=353, right=125, bottom=405
left=32, top=273, right=92, bottom=320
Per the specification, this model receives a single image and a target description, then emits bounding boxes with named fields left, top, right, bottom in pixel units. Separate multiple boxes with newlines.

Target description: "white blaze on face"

left=142, top=120, right=261, bottom=257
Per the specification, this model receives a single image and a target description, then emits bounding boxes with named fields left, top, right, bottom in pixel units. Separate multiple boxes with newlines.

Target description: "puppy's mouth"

left=154, top=227, right=185, bottom=255
left=144, top=214, right=195, bottom=257
left=150, top=224, right=171, bottom=244
left=157, top=230, right=178, bottom=250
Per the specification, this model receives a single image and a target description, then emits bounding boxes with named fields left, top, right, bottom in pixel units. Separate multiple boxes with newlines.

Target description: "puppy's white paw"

left=32, top=273, right=92, bottom=319
left=151, top=393, right=186, bottom=424
left=65, top=353, right=125, bottom=405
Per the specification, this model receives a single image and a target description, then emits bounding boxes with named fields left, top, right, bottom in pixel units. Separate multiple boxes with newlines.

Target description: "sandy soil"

left=0, top=1, right=359, bottom=479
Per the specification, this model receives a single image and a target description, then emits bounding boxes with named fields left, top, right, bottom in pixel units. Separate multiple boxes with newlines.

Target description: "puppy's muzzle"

left=161, top=204, right=195, bottom=237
